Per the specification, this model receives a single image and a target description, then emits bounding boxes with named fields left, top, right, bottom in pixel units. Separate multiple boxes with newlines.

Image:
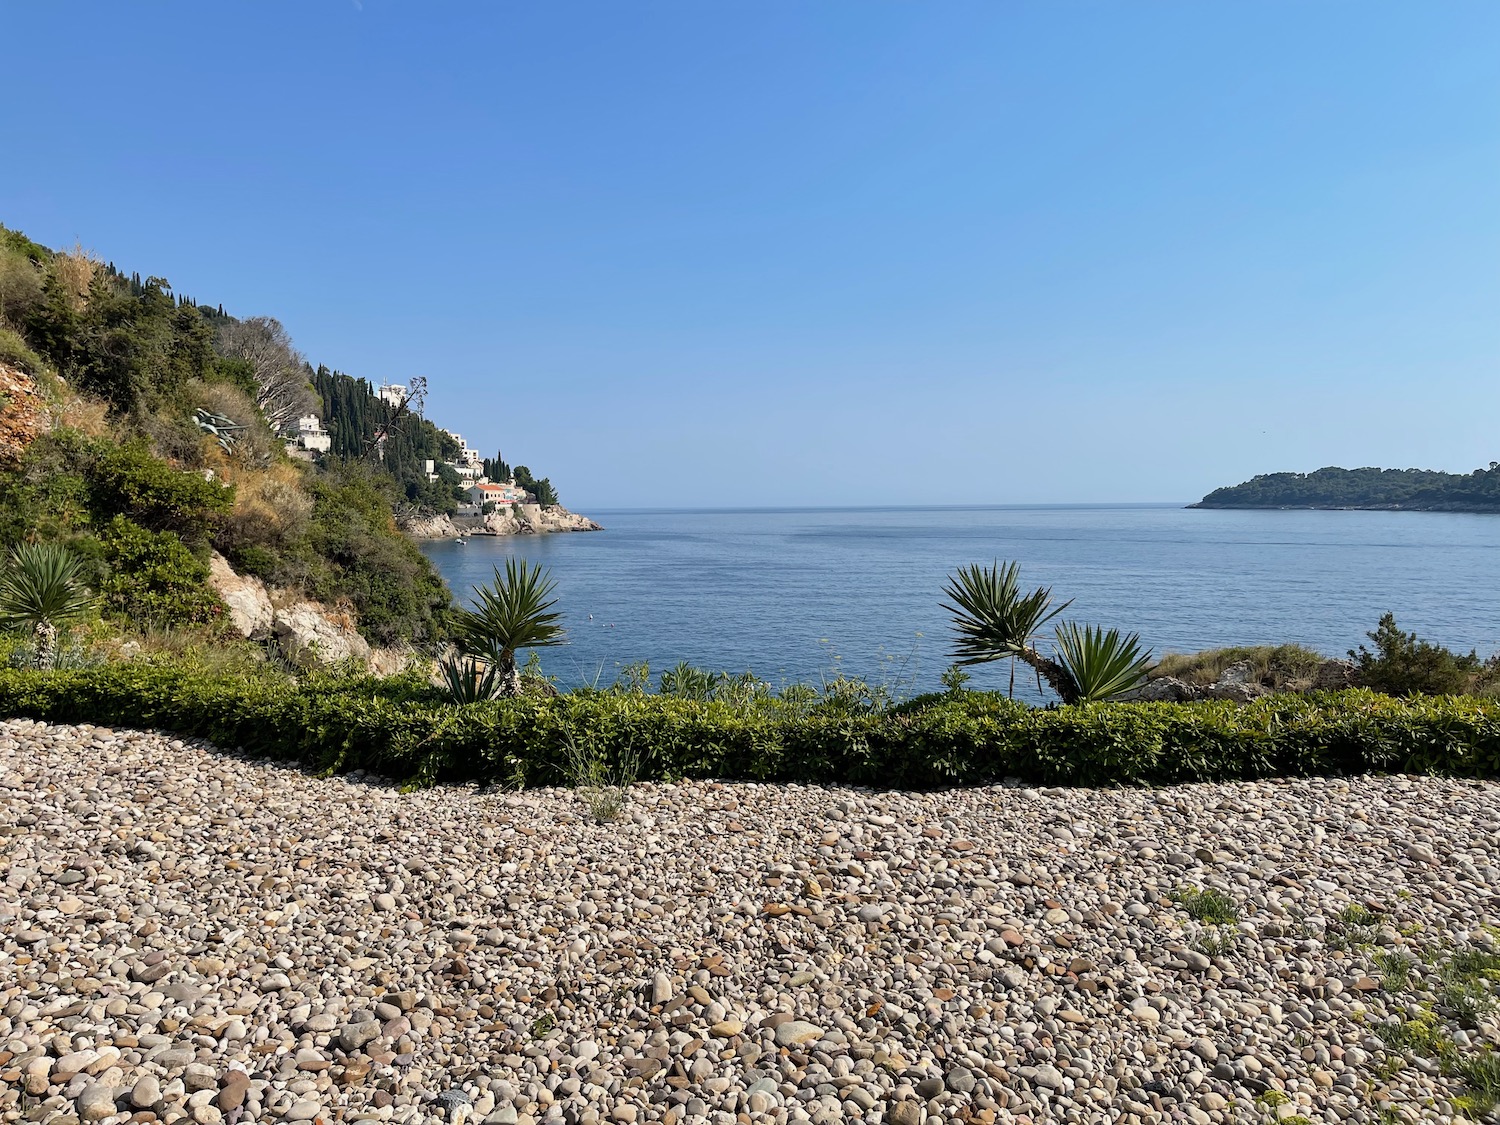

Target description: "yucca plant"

left=1054, top=621, right=1153, bottom=703
left=942, top=560, right=1079, bottom=702
left=437, top=652, right=504, bottom=703
left=0, top=543, right=95, bottom=669
left=450, top=558, right=566, bottom=696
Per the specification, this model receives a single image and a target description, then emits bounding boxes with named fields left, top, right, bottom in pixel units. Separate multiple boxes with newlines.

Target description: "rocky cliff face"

left=484, top=504, right=602, bottom=535
left=400, top=512, right=462, bottom=539
left=208, top=551, right=404, bottom=672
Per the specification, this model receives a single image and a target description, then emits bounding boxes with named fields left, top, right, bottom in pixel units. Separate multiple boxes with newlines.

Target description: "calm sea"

left=420, top=505, right=1500, bottom=701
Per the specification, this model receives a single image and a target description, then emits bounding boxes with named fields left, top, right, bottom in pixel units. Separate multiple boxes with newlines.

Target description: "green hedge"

left=0, top=663, right=1497, bottom=789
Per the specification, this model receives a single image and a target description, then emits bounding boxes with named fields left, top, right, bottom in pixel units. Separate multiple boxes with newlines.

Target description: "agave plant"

left=450, top=558, right=566, bottom=697
left=437, top=652, right=504, bottom=703
left=1053, top=621, right=1153, bottom=703
left=942, top=560, right=1079, bottom=702
left=0, top=543, right=95, bottom=669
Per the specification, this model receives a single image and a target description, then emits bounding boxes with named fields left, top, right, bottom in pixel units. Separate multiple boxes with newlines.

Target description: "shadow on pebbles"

left=2, top=718, right=1499, bottom=1125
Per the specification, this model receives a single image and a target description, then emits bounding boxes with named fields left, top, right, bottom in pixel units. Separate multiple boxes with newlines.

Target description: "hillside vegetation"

left=0, top=222, right=451, bottom=646
left=1192, top=463, right=1500, bottom=511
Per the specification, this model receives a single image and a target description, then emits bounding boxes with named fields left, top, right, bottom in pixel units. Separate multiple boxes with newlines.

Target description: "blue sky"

left=6, top=2, right=1497, bottom=508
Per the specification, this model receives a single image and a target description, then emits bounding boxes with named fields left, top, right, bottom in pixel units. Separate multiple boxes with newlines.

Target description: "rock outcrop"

left=0, top=362, right=45, bottom=465
left=1201, top=660, right=1268, bottom=702
left=1312, top=659, right=1359, bottom=691
left=1131, top=657, right=1364, bottom=703
left=399, top=504, right=600, bottom=539
left=399, top=512, right=461, bottom=539
left=1133, top=676, right=1202, bottom=703
left=271, top=601, right=372, bottom=668
left=208, top=553, right=275, bottom=638
left=209, top=551, right=392, bottom=671
left=532, top=504, right=603, bottom=533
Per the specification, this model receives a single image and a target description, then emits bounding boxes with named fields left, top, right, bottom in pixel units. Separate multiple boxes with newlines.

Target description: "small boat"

left=455, top=537, right=468, bottom=545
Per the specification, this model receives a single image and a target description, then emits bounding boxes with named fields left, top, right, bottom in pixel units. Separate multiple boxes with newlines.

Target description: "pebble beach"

left=3, top=719, right=1499, bottom=1125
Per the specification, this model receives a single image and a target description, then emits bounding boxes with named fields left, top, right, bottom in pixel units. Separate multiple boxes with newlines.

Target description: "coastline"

left=401, top=503, right=603, bottom=540
left=1188, top=502, right=1500, bottom=513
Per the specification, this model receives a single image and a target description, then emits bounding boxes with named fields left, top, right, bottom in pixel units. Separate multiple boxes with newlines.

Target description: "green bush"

left=0, top=326, right=45, bottom=375
left=1351, top=613, right=1484, bottom=696
left=0, top=664, right=1494, bottom=789
left=98, top=517, right=229, bottom=630
left=88, top=439, right=234, bottom=545
left=290, top=464, right=451, bottom=645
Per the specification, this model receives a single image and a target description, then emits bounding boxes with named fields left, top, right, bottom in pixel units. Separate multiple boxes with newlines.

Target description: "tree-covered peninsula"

left=1191, top=462, right=1500, bottom=512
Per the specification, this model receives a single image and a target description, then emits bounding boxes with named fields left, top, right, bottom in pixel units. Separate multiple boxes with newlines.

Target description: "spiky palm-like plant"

left=1053, top=621, right=1153, bottom=703
left=942, top=560, right=1079, bottom=702
left=437, top=652, right=504, bottom=703
left=451, top=558, right=566, bottom=696
left=0, top=543, right=95, bottom=669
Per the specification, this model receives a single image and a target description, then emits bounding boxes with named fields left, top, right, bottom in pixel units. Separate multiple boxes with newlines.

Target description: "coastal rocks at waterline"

left=401, top=511, right=462, bottom=539
left=474, top=503, right=602, bottom=536
left=401, top=504, right=602, bottom=539
left=5, top=718, right=1500, bottom=1125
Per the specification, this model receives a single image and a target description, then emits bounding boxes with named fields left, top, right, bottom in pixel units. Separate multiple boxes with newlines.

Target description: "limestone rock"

left=209, top=552, right=274, bottom=639
left=1204, top=679, right=1266, bottom=702
left=367, top=646, right=415, bottom=678
left=1312, top=659, right=1359, bottom=690
left=1135, top=676, right=1204, bottom=702
left=272, top=601, right=372, bottom=668
left=400, top=512, right=461, bottom=539
left=1216, top=660, right=1256, bottom=685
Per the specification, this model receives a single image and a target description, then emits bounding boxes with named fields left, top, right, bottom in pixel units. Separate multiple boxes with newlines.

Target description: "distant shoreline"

left=1189, top=502, right=1500, bottom=513
left=1193, top=463, right=1500, bottom=513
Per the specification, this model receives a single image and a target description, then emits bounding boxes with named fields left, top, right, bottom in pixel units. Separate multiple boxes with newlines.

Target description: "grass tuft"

left=1174, top=886, right=1240, bottom=926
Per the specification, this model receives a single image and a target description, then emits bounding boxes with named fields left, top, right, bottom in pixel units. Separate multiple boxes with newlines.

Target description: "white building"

left=464, top=482, right=526, bottom=508
left=442, top=431, right=486, bottom=476
left=378, top=383, right=408, bottom=409
left=291, top=413, right=331, bottom=455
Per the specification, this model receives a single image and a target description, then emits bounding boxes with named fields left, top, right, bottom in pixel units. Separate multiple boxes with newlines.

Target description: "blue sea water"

left=420, top=505, right=1500, bottom=700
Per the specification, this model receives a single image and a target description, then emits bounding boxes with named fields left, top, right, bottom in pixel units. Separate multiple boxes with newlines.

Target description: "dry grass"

left=51, top=244, right=100, bottom=312
left=1151, top=644, right=1327, bottom=688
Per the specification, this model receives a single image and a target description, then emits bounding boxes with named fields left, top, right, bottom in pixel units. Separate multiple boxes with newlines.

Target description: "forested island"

left=1191, top=462, right=1500, bottom=512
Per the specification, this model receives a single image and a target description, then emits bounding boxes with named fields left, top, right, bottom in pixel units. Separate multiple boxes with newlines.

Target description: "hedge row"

left=1, top=663, right=1497, bottom=789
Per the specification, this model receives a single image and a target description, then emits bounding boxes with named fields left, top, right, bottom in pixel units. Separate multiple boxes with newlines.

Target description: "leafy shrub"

left=88, top=438, right=234, bottom=545
left=291, top=463, right=451, bottom=645
left=98, top=517, right=229, bottom=630
left=0, top=665, right=1495, bottom=790
left=1351, top=613, right=1482, bottom=696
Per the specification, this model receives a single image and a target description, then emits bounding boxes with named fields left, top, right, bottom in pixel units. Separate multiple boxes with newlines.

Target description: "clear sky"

left=5, top=2, right=1497, bottom=508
